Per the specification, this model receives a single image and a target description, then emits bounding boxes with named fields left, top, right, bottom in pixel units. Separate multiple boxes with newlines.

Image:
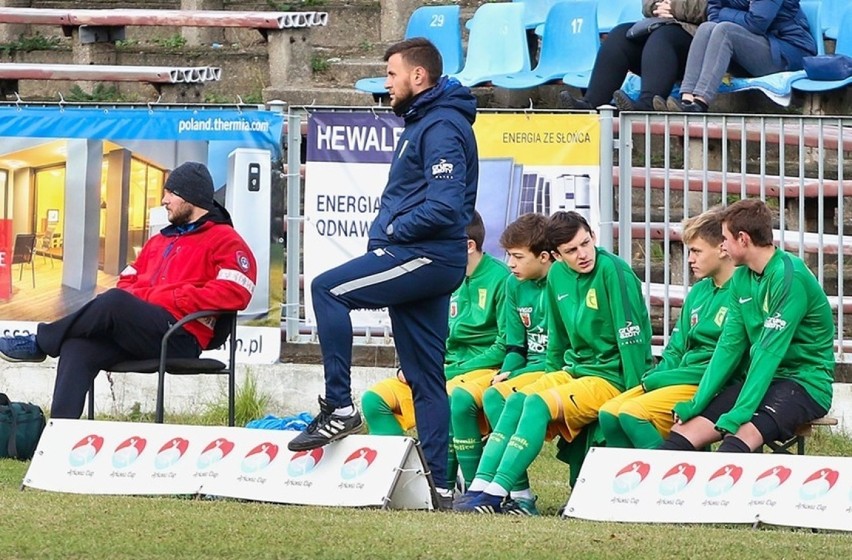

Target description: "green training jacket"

left=545, top=247, right=654, bottom=391
left=501, top=273, right=549, bottom=378
left=444, top=253, right=510, bottom=380
left=674, top=249, right=835, bottom=433
left=642, top=276, right=741, bottom=390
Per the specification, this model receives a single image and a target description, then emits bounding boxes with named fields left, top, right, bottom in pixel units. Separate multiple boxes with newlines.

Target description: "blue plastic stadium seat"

left=450, top=3, right=531, bottom=87
left=599, top=0, right=643, bottom=34
left=717, top=0, right=824, bottom=106
left=822, top=0, right=844, bottom=40
left=467, top=0, right=571, bottom=31
left=493, top=1, right=600, bottom=89
left=793, top=4, right=852, bottom=92
left=354, top=5, right=463, bottom=95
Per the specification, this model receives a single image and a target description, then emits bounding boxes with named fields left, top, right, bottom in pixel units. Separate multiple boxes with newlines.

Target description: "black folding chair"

left=12, top=233, right=37, bottom=288
left=87, top=310, right=238, bottom=426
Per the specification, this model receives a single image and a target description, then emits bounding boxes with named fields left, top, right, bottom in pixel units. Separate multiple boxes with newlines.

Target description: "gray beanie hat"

left=164, top=161, right=215, bottom=210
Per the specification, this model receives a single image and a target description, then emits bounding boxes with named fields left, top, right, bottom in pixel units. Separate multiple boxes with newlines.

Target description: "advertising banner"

left=566, top=447, right=852, bottom=532
left=24, top=419, right=434, bottom=510
left=302, top=110, right=601, bottom=328
left=0, top=106, right=284, bottom=362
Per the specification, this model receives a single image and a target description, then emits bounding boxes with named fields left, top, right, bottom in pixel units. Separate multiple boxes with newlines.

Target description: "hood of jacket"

left=159, top=200, right=234, bottom=237
left=400, top=76, right=477, bottom=126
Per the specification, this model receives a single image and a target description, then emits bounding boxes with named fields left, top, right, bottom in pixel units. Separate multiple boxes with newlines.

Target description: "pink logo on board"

left=612, top=461, right=651, bottom=494
left=240, top=442, right=279, bottom=473
left=799, top=468, right=839, bottom=501
left=705, top=464, right=743, bottom=497
left=154, top=437, right=190, bottom=470
left=752, top=465, right=792, bottom=497
left=659, top=463, right=696, bottom=496
left=288, top=448, right=324, bottom=477
left=340, top=447, right=378, bottom=480
left=112, top=437, right=147, bottom=469
left=68, top=434, right=105, bottom=467
left=197, top=438, right=235, bottom=470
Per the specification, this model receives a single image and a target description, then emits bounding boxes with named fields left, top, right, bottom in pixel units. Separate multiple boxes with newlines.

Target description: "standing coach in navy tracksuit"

left=288, top=38, right=479, bottom=496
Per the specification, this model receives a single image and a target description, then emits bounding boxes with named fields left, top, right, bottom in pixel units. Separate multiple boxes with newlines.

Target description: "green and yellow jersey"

left=501, top=274, right=549, bottom=378
left=545, top=247, right=654, bottom=391
left=642, top=276, right=742, bottom=390
left=444, top=253, right=511, bottom=380
left=674, top=249, right=835, bottom=433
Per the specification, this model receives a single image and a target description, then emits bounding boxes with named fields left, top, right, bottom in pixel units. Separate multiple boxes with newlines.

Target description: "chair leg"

left=228, top=369, right=235, bottom=427
left=156, top=367, right=166, bottom=423
left=88, top=380, right=95, bottom=420
left=30, top=261, right=35, bottom=288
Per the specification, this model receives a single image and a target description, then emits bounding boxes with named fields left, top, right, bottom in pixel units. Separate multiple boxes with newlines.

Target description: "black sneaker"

left=287, top=396, right=364, bottom=452
left=612, top=90, right=635, bottom=112
left=559, top=91, right=593, bottom=110
left=0, top=334, right=46, bottom=362
left=435, top=489, right=454, bottom=511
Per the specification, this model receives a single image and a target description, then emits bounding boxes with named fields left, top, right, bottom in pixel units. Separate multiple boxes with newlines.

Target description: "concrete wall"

left=2, top=360, right=851, bottom=438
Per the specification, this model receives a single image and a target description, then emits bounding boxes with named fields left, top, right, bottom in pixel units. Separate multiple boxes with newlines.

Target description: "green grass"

left=1, top=432, right=850, bottom=558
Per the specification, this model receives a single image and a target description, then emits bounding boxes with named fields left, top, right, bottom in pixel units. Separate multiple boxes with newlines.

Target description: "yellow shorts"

left=366, top=368, right=498, bottom=432
left=598, top=384, right=698, bottom=439
left=524, top=372, right=621, bottom=443
left=451, top=370, right=545, bottom=433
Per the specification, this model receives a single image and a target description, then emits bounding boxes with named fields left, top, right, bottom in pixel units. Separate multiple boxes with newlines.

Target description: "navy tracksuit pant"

left=311, top=244, right=466, bottom=489
left=38, top=289, right=200, bottom=419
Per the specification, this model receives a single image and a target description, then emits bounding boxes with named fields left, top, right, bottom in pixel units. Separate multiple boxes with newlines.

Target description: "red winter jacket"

left=116, top=205, right=257, bottom=349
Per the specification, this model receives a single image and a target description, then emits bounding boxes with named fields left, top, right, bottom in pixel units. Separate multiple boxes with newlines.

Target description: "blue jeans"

left=681, top=21, right=786, bottom=103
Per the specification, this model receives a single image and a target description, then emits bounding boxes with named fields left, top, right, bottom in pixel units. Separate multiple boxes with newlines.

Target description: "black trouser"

left=584, top=22, right=694, bottom=110
left=38, top=289, right=200, bottom=419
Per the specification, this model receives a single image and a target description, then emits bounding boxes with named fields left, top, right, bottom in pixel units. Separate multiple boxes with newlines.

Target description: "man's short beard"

left=168, top=206, right=194, bottom=226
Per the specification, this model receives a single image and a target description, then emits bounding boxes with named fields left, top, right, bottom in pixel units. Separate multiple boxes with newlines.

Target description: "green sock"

left=481, top=388, right=529, bottom=491
left=482, top=386, right=507, bottom=429
left=599, top=410, right=633, bottom=448
left=474, top=391, right=526, bottom=483
left=451, top=387, right=484, bottom=486
left=447, top=420, right=459, bottom=490
left=361, top=390, right=404, bottom=436
left=492, top=394, right=550, bottom=493
left=620, top=413, right=664, bottom=449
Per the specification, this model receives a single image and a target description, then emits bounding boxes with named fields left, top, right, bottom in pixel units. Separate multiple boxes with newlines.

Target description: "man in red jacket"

left=0, top=161, right=257, bottom=418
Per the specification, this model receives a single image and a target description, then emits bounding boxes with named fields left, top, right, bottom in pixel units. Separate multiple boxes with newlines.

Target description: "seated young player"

left=361, top=211, right=509, bottom=493
left=455, top=211, right=653, bottom=514
left=661, top=199, right=835, bottom=453
left=449, top=213, right=552, bottom=514
left=598, top=208, right=738, bottom=448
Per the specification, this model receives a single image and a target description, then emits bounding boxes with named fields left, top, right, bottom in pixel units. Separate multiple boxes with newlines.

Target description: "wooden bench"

left=764, top=416, right=839, bottom=455
left=0, top=62, right=220, bottom=84
left=0, top=7, right=329, bottom=92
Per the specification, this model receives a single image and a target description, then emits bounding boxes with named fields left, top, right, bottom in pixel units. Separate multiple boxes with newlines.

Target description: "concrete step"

left=325, top=58, right=386, bottom=89
left=263, top=84, right=374, bottom=107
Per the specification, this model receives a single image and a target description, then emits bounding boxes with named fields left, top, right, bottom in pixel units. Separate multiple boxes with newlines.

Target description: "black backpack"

left=0, top=393, right=46, bottom=460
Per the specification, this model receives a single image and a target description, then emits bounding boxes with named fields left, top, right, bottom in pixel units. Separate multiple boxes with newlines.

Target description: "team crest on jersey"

left=478, top=288, right=487, bottom=309
left=585, top=288, right=598, bottom=310
left=236, top=251, right=251, bottom=272
left=714, top=307, right=728, bottom=327
left=520, top=312, right=531, bottom=328
left=449, top=301, right=458, bottom=318
left=690, top=311, right=699, bottom=327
